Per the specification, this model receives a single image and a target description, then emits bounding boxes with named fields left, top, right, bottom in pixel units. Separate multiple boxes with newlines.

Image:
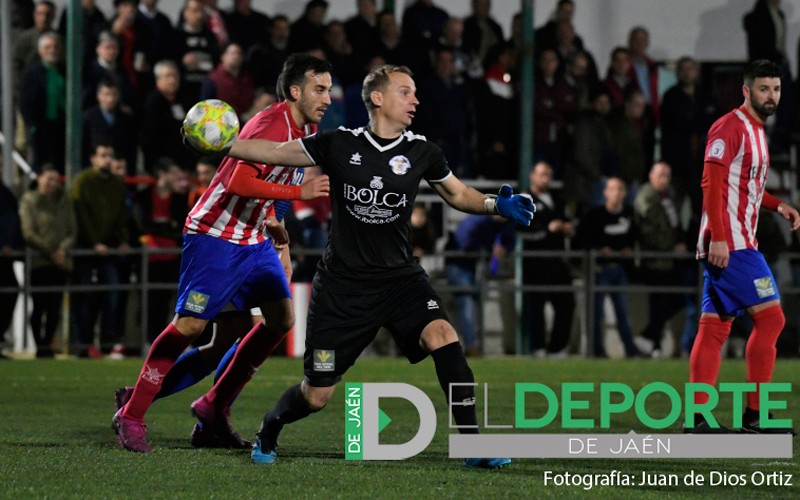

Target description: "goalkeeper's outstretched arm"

left=228, top=138, right=316, bottom=168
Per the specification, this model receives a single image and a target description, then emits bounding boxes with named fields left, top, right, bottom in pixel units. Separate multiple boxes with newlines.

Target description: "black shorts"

left=303, top=274, right=449, bottom=387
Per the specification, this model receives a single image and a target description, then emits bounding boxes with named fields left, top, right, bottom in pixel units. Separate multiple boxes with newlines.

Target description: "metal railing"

left=2, top=246, right=799, bottom=357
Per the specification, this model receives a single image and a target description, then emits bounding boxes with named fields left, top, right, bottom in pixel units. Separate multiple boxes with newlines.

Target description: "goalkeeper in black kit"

left=219, top=64, right=535, bottom=468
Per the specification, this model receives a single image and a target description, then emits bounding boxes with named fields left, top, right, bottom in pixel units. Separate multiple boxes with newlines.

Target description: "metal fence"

left=4, top=245, right=800, bottom=358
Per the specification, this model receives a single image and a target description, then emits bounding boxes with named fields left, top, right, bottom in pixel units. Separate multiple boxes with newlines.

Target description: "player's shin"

left=258, top=383, right=321, bottom=449
left=431, top=342, right=479, bottom=434
left=689, top=316, right=732, bottom=405
left=206, top=323, right=285, bottom=408
left=745, top=305, right=785, bottom=410
left=122, top=324, right=194, bottom=422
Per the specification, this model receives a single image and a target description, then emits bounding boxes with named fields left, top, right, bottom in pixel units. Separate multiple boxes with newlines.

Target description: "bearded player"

left=112, top=54, right=333, bottom=452
left=688, top=59, right=799, bottom=434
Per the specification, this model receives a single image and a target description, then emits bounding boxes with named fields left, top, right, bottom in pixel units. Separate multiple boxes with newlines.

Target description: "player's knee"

left=420, top=320, right=459, bottom=352
left=303, top=386, right=333, bottom=411
left=173, top=316, right=208, bottom=337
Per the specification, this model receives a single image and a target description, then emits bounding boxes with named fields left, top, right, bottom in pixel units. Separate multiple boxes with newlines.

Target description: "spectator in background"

left=140, top=60, right=194, bottom=170
left=608, top=88, right=648, bottom=191
left=410, top=203, right=437, bottom=258
left=445, top=215, right=516, bottom=357
left=176, top=0, right=219, bottom=102
left=0, top=177, right=23, bottom=359
left=521, top=161, right=575, bottom=357
left=376, top=9, right=414, bottom=68
left=660, top=56, right=717, bottom=205
left=566, top=88, right=615, bottom=213
left=744, top=0, right=787, bottom=66
left=463, top=0, right=503, bottom=68
left=202, top=0, right=229, bottom=48
left=19, top=166, right=76, bottom=358
left=535, top=0, right=584, bottom=55
left=323, top=21, right=361, bottom=88
left=344, top=55, right=385, bottom=128
left=554, top=22, right=597, bottom=83
left=12, top=0, right=55, bottom=93
left=70, top=142, right=130, bottom=359
left=533, top=49, right=574, bottom=177
left=634, top=162, right=687, bottom=358
left=58, top=0, right=108, bottom=74
left=436, top=17, right=474, bottom=79
left=402, top=0, right=449, bottom=57
left=345, top=0, right=381, bottom=65
left=134, top=159, right=190, bottom=342
left=627, top=26, right=658, bottom=166
left=603, top=47, right=637, bottom=110
left=744, top=0, right=793, bottom=153
left=288, top=0, right=328, bottom=54
left=200, top=43, right=256, bottom=120
left=247, top=14, right=290, bottom=101
left=82, top=79, right=138, bottom=175
left=110, top=0, right=150, bottom=95
left=415, top=48, right=473, bottom=177
left=288, top=193, right=331, bottom=283
left=19, top=32, right=66, bottom=173
left=136, top=0, right=178, bottom=94
left=475, top=42, right=517, bottom=179
left=576, top=177, right=640, bottom=358
left=565, top=50, right=600, bottom=114
left=188, top=157, right=218, bottom=208
left=82, top=31, right=136, bottom=111
left=223, top=0, right=270, bottom=53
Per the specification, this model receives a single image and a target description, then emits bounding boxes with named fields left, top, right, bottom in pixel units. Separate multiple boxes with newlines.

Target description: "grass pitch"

left=0, top=357, right=798, bottom=499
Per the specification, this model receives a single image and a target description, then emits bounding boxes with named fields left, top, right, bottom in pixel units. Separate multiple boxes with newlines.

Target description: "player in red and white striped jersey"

left=688, top=60, right=800, bottom=434
left=113, top=55, right=333, bottom=453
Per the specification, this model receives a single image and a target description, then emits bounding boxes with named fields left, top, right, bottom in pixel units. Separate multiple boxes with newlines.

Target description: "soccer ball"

left=183, top=99, right=240, bottom=154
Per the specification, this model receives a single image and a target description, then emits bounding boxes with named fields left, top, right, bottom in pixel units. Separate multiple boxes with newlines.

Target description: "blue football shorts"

left=175, top=234, right=291, bottom=319
left=701, top=248, right=780, bottom=317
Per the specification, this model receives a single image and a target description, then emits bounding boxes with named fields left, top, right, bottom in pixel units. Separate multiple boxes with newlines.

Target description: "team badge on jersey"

left=389, top=155, right=411, bottom=175
left=708, top=138, right=726, bottom=159
left=313, top=349, right=335, bottom=372
left=753, top=276, right=776, bottom=298
left=185, top=290, right=210, bottom=313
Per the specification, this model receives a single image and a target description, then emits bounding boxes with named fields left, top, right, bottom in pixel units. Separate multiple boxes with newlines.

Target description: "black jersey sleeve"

left=299, top=129, right=337, bottom=172
left=422, top=143, right=452, bottom=183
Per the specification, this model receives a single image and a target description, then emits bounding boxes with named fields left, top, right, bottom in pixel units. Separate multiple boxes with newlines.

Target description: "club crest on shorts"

left=753, top=276, right=776, bottom=298
left=185, top=290, right=210, bottom=313
left=389, top=155, right=411, bottom=175
left=314, top=349, right=335, bottom=372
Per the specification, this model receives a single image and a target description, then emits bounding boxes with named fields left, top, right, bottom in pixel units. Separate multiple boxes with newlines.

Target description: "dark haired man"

left=112, top=54, right=333, bottom=453
left=688, top=59, right=799, bottom=434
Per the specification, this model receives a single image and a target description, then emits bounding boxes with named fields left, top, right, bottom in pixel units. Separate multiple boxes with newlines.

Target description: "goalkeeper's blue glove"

left=494, top=184, right=535, bottom=226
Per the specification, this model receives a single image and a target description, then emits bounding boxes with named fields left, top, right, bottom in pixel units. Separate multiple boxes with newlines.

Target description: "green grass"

left=1, top=357, right=798, bottom=498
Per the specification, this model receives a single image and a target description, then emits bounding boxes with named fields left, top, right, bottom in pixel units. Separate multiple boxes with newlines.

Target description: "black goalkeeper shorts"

left=303, top=274, right=449, bottom=387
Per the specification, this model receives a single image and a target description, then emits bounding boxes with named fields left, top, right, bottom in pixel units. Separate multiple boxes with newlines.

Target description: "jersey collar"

left=364, top=130, right=405, bottom=152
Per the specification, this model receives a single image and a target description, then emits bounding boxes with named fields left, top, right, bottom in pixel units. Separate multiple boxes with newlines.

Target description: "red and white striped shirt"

left=696, top=106, right=770, bottom=258
left=185, top=101, right=315, bottom=244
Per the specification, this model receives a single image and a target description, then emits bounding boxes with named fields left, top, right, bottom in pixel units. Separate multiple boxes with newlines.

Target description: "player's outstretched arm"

left=228, top=163, right=328, bottom=201
left=228, top=138, right=315, bottom=167
left=432, top=176, right=535, bottom=226
left=778, top=202, right=800, bottom=231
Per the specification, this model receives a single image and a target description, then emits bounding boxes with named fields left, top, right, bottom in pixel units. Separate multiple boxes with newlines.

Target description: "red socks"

left=745, top=305, right=785, bottom=409
left=205, top=322, right=287, bottom=408
left=689, top=315, right=732, bottom=405
left=122, top=324, right=193, bottom=422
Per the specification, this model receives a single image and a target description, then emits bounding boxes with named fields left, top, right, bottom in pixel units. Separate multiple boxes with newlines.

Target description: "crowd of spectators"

left=2, top=0, right=800, bottom=359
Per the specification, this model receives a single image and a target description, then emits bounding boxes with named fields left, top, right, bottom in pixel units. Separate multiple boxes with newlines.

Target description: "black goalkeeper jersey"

left=300, top=127, right=451, bottom=289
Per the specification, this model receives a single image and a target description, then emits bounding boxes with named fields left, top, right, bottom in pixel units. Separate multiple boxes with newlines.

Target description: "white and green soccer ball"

left=183, top=99, right=240, bottom=154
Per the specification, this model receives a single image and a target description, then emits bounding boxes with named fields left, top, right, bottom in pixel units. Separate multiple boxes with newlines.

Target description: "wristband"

left=484, top=195, right=498, bottom=215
